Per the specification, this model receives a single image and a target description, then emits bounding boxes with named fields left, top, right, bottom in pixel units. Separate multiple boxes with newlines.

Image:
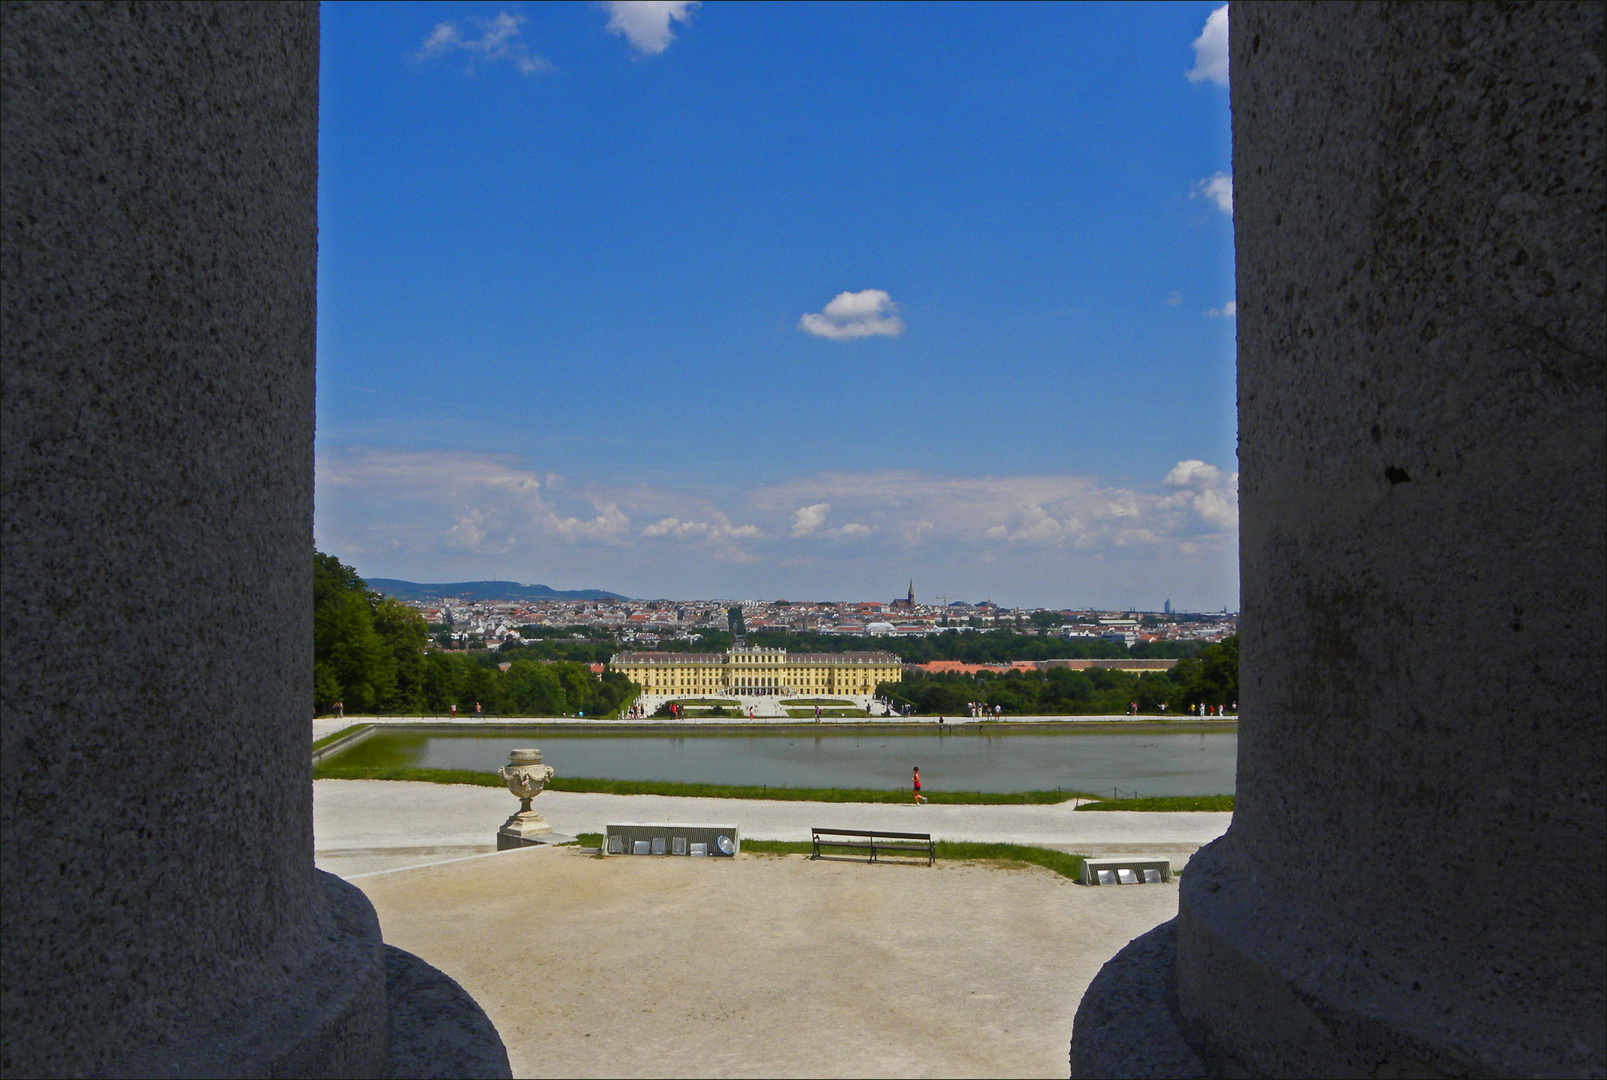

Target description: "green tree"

left=372, top=597, right=427, bottom=712
left=422, top=652, right=464, bottom=712
left=316, top=587, right=389, bottom=712
left=312, top=551, right=435, bottom=715
left=1170, top=635, right=1239, bottom=711
left=504, top=659, right=563, bottom=715
left=460, top=664, right=505, bottom=715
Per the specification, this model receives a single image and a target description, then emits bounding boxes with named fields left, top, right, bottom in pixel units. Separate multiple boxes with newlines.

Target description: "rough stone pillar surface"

left=2, top=3, right=387, bottom=1074
left=1174, top=3, right=1605, bottom=1076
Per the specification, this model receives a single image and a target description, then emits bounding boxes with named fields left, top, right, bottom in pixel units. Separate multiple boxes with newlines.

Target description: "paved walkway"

left=315, top=780, right=1230, bottom=878
left=315, top=781, right=1230, bottom=1078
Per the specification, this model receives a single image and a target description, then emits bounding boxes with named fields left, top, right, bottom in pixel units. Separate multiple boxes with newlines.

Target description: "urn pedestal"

left=496, top=748, right=557, bottom=850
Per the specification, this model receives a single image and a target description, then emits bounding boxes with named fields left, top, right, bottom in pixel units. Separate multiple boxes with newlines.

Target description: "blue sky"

left=315, top=1, right=1238, bottom=610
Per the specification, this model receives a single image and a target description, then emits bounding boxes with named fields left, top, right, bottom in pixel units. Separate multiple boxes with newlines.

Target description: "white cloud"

left=315, top=449, right=1240, bottom=608
left=417, top=11, right=552, bottom=75
left=1192, top=487, right=1239, bottom=530
left=420, top=22, right=464, bottom=54
left=643, top=515, right=761, bottom=541
left=1160, top=459, right=1239, bottom=531
left=1204, top=300, right=1236, bottom=318
left=316, top=448, right=627, bottom=558
left=791, top=503, right=831, bottom=537
left=798, top=289, right=906, bottom=341
left=1193, top=171, right=1233, bottom=215
left=1166, top=291, right=1182, bottom=307
left=1164, top=460, right=1224, bottom=489
left=1186, top=5, right=1230, bottom=86
left=552, top=502, right=630, bottom=544
left=445, top=508, right=491, bottom=551
left=603, top=1, right=700, bottom=55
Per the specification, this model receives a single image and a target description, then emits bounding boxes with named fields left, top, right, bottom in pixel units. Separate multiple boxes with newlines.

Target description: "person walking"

left=912, top=765, right=928, bottom=805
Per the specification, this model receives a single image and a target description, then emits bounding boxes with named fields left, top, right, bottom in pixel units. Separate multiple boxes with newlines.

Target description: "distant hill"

left=365, top=578, right=630, bottom=603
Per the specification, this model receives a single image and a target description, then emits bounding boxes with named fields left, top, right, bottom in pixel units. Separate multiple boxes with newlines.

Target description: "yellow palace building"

left=611, top=645, right=902, bottom=698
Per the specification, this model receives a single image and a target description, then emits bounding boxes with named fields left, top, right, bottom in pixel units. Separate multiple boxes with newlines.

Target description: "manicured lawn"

left=573, top=834, right=1088, bottom=883
left=1075, top=794, right=1233, bottom=812
left=312, top=723, right=371, bottom=751
left=783, top=708, right=868, bottom=718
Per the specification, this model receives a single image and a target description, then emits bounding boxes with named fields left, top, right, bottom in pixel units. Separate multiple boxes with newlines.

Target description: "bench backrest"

left=812, top=828, right=932, bottom=841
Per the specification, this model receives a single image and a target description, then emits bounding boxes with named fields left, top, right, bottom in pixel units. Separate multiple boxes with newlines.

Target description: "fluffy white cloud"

left=1204, top=300, right=1236, bottom=318
left=603, top=1, right=700, bottom=55
left=643, top=515, right=761, bottom=540
left=417, top=11, right=552, bottom=75
left=1160, top=459, right=1239, bottom=531
left=1164, top=460, right=1223, bottom=488
left=1191, top=487, right=1239, bottom=530
left=1186, top=5, right=1229, bottom=86
left=1166, top=291, right=1182, bottom=307
left=1193, top=171, right=1233, bottom=215
left=798, top=289, right=905, bottom=341
left=791, top=503, right=831, bottom=537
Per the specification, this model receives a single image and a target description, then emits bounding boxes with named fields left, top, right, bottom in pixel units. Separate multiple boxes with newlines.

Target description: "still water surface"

left=334, top=726, right=1237, bottom=796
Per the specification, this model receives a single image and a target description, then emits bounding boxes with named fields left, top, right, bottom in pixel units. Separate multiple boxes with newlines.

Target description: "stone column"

left=1073, top=3, right=1604, bottom=1076
left=1, top=4, right=505, bottom=1075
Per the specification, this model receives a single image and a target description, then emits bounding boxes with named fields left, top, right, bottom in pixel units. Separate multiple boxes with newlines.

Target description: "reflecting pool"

left=329, top=725, right=1237, bottom=797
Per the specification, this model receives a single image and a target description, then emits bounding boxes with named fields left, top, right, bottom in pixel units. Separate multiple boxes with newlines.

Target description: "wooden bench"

left=811, top=827, right=935, bottom=866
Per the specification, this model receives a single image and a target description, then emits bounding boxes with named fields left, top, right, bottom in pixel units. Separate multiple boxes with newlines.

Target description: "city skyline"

left=361, top=568, right=1229, bottom=615
left=314, top=2, right=1239, bottom=610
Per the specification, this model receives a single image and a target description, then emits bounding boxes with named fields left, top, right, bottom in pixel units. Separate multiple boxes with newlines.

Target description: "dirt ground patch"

left=354, top=844, right=1179, bottom=1079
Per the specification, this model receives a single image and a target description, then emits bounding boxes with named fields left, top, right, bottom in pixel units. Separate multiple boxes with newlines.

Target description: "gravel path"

left=316, top=780, right=1228, bottom=1078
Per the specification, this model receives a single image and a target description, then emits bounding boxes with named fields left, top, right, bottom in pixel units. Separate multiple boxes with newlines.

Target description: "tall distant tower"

left=1165, top=598, right=1172, bottom=615
left=908, top=579, right=915, bottom=606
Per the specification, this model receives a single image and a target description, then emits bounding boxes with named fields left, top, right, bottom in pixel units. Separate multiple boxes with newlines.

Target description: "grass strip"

left=1076, top=795, right=1234, bottom=812
left=312, top=723, right=372, bottom=751
left=571, top=832, right=1084, bottom=881
left=313, top=763, right=505, bottom=786
left=715, top=839, right=1088, bottom=882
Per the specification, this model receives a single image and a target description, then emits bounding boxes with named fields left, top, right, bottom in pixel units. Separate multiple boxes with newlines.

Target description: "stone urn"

left=496, top=748, right=556, bottom=848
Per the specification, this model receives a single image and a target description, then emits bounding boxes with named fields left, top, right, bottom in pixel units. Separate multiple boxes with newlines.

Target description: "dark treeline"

left=315, top=553, right=636, bottom=717
left=877, top=636, right=1239, bottom=715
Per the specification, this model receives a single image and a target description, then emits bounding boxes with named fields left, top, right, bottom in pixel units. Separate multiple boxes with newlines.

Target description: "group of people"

left=964, top=702, right=1002, bottom=719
